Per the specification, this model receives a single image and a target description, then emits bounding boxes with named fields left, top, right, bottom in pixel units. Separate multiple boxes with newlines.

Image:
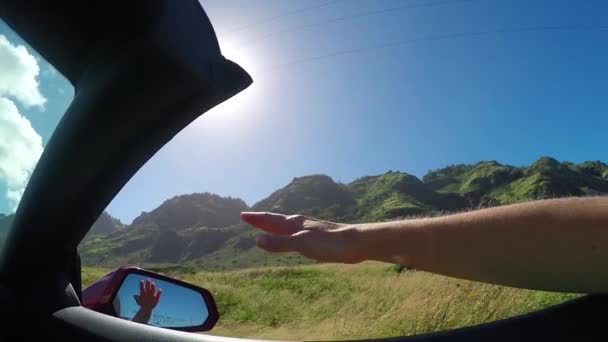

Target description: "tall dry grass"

left=82, top=263, right=579, bottom=340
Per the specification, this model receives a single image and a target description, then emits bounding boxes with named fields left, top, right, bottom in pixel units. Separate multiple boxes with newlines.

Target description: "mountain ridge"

left=78, top=157, right=608, bottom=269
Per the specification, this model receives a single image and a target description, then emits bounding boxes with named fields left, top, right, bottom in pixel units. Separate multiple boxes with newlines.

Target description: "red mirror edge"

left=82, top=266, right=133, bottom=316
left=83, top=266, right=220, bottom=332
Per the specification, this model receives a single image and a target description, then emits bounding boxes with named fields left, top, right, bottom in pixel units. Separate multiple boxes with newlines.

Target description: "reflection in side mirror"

left=113, top=274, right=209, bottom=329
left=82, top=267, right=219, bottom=332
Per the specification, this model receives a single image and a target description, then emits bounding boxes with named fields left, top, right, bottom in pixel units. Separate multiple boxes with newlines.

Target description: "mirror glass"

left=113, top=274, right=209, bottom=328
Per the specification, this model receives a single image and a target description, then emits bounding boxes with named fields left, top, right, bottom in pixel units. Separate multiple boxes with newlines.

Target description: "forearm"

left=132, top=309, right=152, bottom=324
left=358, top=197, right=608, bottom=293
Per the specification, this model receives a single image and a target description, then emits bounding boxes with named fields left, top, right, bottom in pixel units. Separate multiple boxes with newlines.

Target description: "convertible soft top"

left=0, top=0, right=252, bottom=296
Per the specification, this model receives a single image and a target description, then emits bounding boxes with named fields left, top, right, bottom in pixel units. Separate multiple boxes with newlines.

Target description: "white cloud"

left=0, top=34, right=46, bottom=211
left=0, top=34, right=46, bottom=108
left=0, top=97, right=43, bottom=211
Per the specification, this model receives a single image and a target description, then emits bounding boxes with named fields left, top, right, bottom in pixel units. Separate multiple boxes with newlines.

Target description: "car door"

left=0, top=1, right=607, bottom=341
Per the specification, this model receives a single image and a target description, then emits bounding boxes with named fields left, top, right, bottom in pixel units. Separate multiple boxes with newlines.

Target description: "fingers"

left=146, top=278, right=154, bottom=295
left=139, top=279, right=145, bottom=295
left=149, top=279, right=156, bottom=294
left=241, top=212, right=303, bottom=235
left=256, top=234, right=299, bottom=253
left=155, top=288, right=162, bottom=302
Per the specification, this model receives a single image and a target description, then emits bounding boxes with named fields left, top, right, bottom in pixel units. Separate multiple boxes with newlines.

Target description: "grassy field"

left=82, top=263, right=580, bottom=340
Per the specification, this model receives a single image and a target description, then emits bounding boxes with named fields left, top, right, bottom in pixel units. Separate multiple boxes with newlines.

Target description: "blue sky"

left=0, top=20, right=73, bottom=214
left=0, top=0, right=607, bottom=223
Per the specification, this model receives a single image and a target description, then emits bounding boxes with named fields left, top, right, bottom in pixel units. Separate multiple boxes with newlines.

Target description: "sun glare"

left=211, top=37, right=261, bottom=120
left=187, top=35, right=267, bottom=140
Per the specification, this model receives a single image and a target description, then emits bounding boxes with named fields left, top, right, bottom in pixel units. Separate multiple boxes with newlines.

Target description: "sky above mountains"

left=0, top=0, right=606, bottom=222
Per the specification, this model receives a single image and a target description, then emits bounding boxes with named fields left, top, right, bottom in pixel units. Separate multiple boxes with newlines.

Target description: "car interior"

left=0, top=1, right=607, bottom=341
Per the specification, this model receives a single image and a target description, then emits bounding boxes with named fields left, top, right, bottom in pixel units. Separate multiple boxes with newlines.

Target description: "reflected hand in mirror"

left=132, top=278, right=162, bottom=324
left=112, top=272, right=213, bottom=330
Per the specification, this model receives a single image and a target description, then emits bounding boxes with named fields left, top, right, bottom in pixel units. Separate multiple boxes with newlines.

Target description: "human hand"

left=134, top=278, right=162, bottom=311
left=240, top=212, right=366, bottom=263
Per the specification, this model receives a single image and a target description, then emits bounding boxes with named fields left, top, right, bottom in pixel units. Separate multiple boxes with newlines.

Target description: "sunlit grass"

left=82, top=262, right=580, bottom=340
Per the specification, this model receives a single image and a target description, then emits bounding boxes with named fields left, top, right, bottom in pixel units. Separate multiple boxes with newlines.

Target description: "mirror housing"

left=82, top=266, right=219, bottom=332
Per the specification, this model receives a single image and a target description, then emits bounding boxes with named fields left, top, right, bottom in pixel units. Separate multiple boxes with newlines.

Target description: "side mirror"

left=82, top=267, right=219, bottom=332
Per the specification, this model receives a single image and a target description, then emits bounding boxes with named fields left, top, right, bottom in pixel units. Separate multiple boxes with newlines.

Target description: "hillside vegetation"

left=79, top=157, right=608, bottom=268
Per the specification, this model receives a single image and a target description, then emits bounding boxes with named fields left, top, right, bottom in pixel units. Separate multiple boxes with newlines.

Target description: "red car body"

left=82, top=266, right=138, bottom=316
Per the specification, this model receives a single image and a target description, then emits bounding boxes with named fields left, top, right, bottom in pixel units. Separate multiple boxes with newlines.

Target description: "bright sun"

left=191, top=35, right=266, bottom=137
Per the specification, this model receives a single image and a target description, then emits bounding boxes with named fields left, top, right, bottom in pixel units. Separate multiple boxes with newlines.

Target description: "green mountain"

left=252, top=175, right=356, bottom=220
left=83, top=212, right=124, bottom=241
left=349, top=171, right=468, bottom=221
left=79, top=193, right=250, bottom=266
left=131, top=192, right=248, bottom=230
left=79, top=157, right=608, bottom=269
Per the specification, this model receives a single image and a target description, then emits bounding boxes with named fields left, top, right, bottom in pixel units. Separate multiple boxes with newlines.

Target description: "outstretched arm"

left=241, top=197, right=608, bottom=293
